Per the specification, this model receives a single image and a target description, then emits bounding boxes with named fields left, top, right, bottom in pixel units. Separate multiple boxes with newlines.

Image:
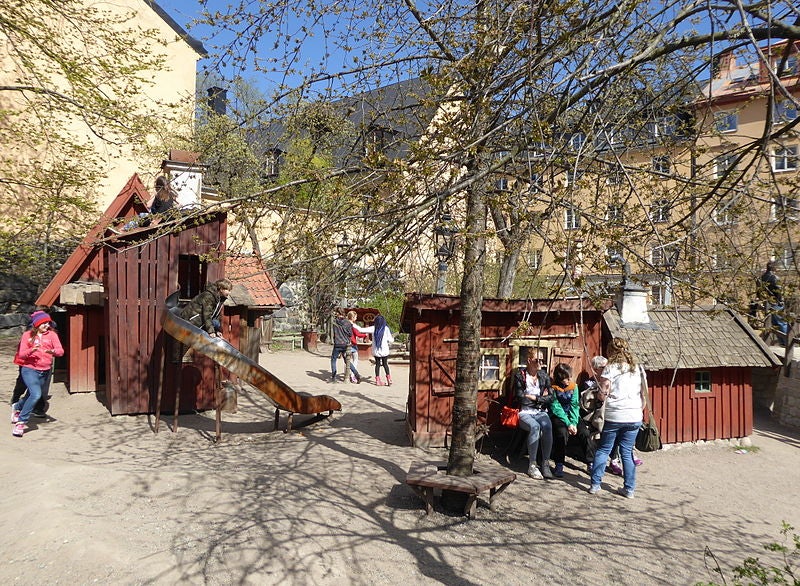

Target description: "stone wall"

left=773, top=359, right=800, bottom=429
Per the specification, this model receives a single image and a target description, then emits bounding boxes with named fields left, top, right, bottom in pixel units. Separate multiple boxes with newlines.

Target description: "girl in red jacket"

left=12, top=312, right=64, bottom=437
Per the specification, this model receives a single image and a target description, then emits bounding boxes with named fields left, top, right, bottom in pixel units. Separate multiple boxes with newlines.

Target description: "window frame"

left=771, top=145, right=799, bottom=172
left=477, top=348, right=509, bottom=391
left=651, top=198, right=671, bottom=223
left=606, top=204, right=624, bottom=224
left=714, top=111, right=738, bottom=133
left=693, top=370, right=712, bottom=393
left=564, top=205, right=581, bottom=230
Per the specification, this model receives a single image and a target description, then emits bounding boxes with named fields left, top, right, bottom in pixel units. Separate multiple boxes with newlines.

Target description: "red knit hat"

left=32, top=313, right=51, bottom=328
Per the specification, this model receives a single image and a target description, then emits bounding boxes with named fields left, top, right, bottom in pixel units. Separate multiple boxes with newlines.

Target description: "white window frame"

left=773, top=100, right=798, bottom=125
left=771, top=196, right=800, bottom=221
left=606, top=204, right=624, bottom=224
left=772, top=145, right=798, bottom=172
left=714, top=111, right=738, bottom=133
left=651, top=198, right=670, bottom=223
left=564, top=206, right=581, bottom=230
left=495, top=177, right=510, bottom=191
left=529, top=249, right=543, bottom=270
left=714, top=153, right=737, bottom=178
left=651, top=284, right=667, bottom=307
left=713, top=197, right=738, bottom=225
left=653, top=155, right=671, bottom=175
left=478, top=348, right=509, bottom=390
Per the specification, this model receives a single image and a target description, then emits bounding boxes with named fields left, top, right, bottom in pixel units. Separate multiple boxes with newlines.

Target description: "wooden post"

left=154, top=346, right=167, bottom=434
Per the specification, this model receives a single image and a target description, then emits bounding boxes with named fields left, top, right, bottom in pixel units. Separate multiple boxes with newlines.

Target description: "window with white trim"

left=780, top=244, right=796, bottom=269
left=564, top=206, right=581, bottom=229
left=607, top=204, right=624, bottom=224
left=529, top=249, right=543, bottom=270
left=651, top=285, right=667, bottom=307
left=773, top=100, right=798, bottom=124
left=651, top=198, right=670, bottom=223
left=653, top=155, right=671, bottom=175
left=495, top=177, right=510, bottom=191
left=478, top=348, right=509, bottom=390
left=772, top=145, right=798, bottom=172
left=714, top=111, right=738, bottom=133
left=713, top=197, right=739, bottom=225
left=694, top=371, right=712, bottom=393
left=771, top=196, right=800, bottom=221
left=714, top=153, right=737, bottom=178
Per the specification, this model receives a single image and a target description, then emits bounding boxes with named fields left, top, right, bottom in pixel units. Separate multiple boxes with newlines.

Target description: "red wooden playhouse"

left=37, top=174, right=283, bottom=415
left=401, top=285, right=780, bottom=448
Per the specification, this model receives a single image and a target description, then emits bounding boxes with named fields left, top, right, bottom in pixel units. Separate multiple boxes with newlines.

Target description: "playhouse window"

left=478, top=348, right=508, bottom=390
left=694, top=371, right=712, bottom=393
left=178, top=254, right=207, bottom=300
left=512, top=344, right=553, bottom=374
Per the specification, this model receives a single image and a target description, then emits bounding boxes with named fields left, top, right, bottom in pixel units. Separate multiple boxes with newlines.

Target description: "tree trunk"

left=496, top=250, right=519, bottom=298
left=447, top=181, right=487, bottom=477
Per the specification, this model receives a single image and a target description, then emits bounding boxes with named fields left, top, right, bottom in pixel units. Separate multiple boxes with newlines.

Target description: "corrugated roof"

left=226, top=255, right=284, bottom=309
left=603, top=307, right=781, bottom=369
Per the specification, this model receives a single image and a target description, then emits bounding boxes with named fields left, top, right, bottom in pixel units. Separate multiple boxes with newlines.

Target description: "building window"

left=772, top=145, right=798, bottom=172
left=650, top=244, right=664, bottom=267
left=773, top=100, right=798, bottom=124
left=713, top=246, right=732, bottom=269
left=771, top=196, right=800, bottom=221
left=778, top=55, right=798, bottom=77
left=529, top=249, right=543, bottom=270
left=651, top=285, right=667, bottom=307
left=564, top=206, right=581, bottom=229
left=529, top=172, right=542, bottom=190
left=565, top=169, right=584, bottom=185
left=651, top=198, right=670, bottom=223
left=606, top=204, right=624, bottom=224
left=714, top=111, right=738, bottom=133
left=606, top=169, right=623, bottom=185
left=495, top=177, right=510, bottom=191
left=263, top=149, right=282, bottom=178
left=713, top=197, right=738, bottom=225
left=714, top=153, right=737, bottom=178
left=653, top=156, right=671, bottom=175
left=513, top=344, right=552, bottom=373
left=780, top=244, right=796, bottom=269
left=607, top=244, right=623, bottom=260
left=694, top=371, right=712, bottom=393
left=480, top=354, right=501, bottom=382
left=569, top=132, right=586, bottom=151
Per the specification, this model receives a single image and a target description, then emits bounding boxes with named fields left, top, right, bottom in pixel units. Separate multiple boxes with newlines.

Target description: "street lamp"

left=434, top=211, right=456, bottom=294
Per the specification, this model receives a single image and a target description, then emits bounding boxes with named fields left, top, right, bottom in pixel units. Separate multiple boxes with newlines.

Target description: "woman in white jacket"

left=353, top=315, right=394, bottom=386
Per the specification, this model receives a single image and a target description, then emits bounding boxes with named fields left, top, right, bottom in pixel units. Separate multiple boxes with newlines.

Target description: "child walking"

left=12, top=312, right=64, bottom=437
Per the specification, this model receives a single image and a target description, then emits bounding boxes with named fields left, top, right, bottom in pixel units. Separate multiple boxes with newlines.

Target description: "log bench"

left=405, top=461, right=516, bottom=518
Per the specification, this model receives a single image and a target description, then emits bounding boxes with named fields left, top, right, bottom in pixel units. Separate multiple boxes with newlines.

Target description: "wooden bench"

left=405, top=461, right=516, bottom=518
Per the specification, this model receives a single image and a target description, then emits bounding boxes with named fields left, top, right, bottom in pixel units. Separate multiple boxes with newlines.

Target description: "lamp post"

left=336, top=233, right=350, bottom=307
left=434, top=211, right=456, bottom=294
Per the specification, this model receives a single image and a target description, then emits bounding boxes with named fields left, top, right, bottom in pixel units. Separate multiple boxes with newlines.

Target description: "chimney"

left=207, top=87, right=227, bottom=116
left=609, top=253, right=658, bottom=329
left=161, top=149, right=208, bottom=209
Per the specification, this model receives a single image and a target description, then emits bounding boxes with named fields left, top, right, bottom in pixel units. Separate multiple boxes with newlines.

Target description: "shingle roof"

left=603, top=307, right=781, bottom=369
left=225, top=255, right=284, bottom=309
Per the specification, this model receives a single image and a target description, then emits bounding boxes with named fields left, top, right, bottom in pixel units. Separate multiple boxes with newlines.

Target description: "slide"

left=162, top=292, right=342, bottom=415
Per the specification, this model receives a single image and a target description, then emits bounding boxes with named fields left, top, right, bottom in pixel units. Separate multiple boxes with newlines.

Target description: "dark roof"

left=603, top=307, right=781, bottom=369
left=145, top=1, right=207, bottom=56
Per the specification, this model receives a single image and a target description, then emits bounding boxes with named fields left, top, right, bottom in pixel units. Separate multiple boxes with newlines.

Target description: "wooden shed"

left=400, top=293, right=610, bottom=448
left=604, top=306, right=782, bottom=443
left=36, top=175, right=283, bottom=415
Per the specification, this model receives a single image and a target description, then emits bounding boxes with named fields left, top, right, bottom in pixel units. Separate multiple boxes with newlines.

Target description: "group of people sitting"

left=510, top=337, right=645, bottom=498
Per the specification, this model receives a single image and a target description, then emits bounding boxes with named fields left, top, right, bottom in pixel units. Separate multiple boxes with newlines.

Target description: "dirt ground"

left=0, top=339, right=798, bottom=586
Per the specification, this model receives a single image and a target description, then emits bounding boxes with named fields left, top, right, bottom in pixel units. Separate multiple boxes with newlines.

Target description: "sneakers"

left=617, top=487, right=635, bottom=499
left=329, top=375, right=337, bottom=383
left=633, top=457, right=644, bottom=466
left=554, top=463, right=564, bottom=478
left=11, top=409, right=20, bottom=424
left=541, top=465, right=554, bottom=479
left=375, top=376, right=384, bottom=386
left=12, top=422, right=25, bottom=437
left=588, top=484, right=601, bottom=495
left=527, top=465, right=544, bottom=480
left=31, top=411, right=47, bottom=419
left=609, top=459, right=623, bottom=476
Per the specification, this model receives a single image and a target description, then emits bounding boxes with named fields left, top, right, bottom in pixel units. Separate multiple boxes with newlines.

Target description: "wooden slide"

left=162, top=292, right=342, bottom=418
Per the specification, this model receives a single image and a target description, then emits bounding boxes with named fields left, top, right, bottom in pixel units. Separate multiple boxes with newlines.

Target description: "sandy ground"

left=0, top=340, right=798, bottom=586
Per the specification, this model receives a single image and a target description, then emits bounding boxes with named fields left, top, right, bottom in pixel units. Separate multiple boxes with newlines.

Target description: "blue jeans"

left=518, top=410, right=553, bottom=467
left=769, top=303, right=789, bottom=345
left=15, top=367, right=50, bottom=424
left=330, top=346, right=358, bottom=378
left=590, top=420, right=641, bottom=492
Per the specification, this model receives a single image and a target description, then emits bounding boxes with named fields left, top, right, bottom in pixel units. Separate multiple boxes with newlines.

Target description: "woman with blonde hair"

left=588, top=337, right=644, bottom=498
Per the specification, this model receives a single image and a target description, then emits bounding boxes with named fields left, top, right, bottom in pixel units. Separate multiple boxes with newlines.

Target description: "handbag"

left=500, top=405, right=519, bottom=428
left=636, top=366, right=661, bottom=452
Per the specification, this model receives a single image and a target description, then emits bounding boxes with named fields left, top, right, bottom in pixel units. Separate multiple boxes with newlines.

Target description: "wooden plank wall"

left=649, top=367, right=752, bottom=443
left=105, top=216, right=229, bottom=415
left=407, top=307, right=605, bottom=447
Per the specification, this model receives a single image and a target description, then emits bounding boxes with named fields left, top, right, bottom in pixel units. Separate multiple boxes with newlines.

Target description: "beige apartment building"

left=0, top=0, right=205, bottom=214
left=501, top=41, right=800, bottom=314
